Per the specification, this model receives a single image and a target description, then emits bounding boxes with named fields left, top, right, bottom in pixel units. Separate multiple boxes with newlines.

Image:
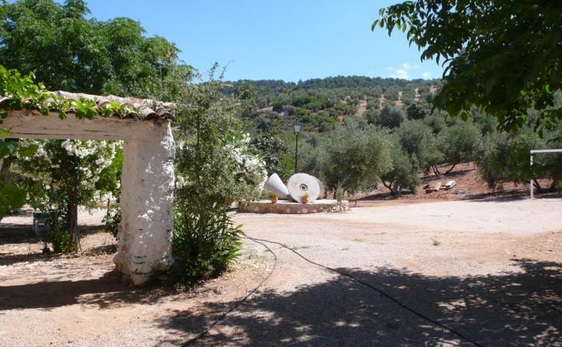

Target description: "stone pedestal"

left=239, top=199, right=349, bottom=214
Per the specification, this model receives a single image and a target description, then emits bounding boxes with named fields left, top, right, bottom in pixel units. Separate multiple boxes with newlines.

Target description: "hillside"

left=227, top=75, right=562, bottom=201
left=223, top=75, right=441, bottom=133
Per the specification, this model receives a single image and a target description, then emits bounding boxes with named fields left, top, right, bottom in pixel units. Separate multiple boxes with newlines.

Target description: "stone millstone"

left=312, top=175, right=325, bottom=199
left=287, top=173, right=320, bottom=203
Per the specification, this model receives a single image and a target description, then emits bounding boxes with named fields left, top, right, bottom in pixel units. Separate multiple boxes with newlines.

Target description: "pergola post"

left=115, top=122, right=176, bottom=285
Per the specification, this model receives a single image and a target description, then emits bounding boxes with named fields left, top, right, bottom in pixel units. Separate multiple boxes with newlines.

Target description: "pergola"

left=1, top=91, right=176, bottom=285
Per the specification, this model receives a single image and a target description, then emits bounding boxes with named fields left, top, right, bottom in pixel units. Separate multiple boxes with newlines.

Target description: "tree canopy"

left=373, top=0, right=562, bottom=134
left=0, top=0, right=191, bottom=100
left=0, top=0, right=191, bottom=251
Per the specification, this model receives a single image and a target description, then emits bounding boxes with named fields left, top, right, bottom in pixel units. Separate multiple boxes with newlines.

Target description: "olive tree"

left=369, top=105, right=406, bottom=129
left=381, top=135, right=420, bottom=195
left=396, top=119, right=443, bottom=175
left=437, top=121, right=481, bottom=174
left=318, top=120, right=392, bottom=195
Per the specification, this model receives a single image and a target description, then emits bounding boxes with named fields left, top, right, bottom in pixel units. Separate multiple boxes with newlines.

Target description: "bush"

left=172, top=204, right=242, bottom=286
left=171, top=71, right=266, bottom=287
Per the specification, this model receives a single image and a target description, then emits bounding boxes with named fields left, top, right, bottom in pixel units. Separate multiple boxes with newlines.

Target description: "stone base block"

left=238, top=199, right=349, bottom=214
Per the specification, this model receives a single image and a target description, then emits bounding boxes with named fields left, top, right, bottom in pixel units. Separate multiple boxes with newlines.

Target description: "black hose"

left=250, top=236, right=482, bottom=347
left=182, top=234, right=278, bottom=347
left=183, top=234, right=482, bottom=347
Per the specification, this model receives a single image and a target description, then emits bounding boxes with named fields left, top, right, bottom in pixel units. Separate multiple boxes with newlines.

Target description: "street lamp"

left=293, top=119, right=301, bottom=174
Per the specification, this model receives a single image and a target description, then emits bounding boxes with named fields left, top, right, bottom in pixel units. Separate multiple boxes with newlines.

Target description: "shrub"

left=172, top=204, right=242, bottom=286
left=171, top=70, right=266, bottom=287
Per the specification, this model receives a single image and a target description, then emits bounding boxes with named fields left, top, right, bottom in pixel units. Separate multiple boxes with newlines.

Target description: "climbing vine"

left=0, top=65, right=141, bottom=123
left=0, top=65, right=130, bottom=239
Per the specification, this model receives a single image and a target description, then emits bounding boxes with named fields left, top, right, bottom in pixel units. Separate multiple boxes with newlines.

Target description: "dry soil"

left=1, top=196, right=561, bottom=346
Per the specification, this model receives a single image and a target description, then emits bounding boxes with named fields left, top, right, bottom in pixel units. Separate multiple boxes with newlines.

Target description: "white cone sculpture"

left=287, top=173, right=321, bottom=203
left=264, top=173, right=291, bottom=199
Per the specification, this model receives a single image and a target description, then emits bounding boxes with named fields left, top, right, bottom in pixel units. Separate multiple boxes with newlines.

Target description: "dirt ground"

left=1, top=177, right=562, bottom=345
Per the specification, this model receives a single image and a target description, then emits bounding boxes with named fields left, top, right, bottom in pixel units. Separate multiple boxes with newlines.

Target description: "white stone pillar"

left=114, top=121, right=175, bottom=285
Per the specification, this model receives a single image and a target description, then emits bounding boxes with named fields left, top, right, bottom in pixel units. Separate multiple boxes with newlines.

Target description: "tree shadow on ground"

left=463, top=192, right=529, bottom=202
left=465, top=189, right=562, bottom=202
left=162, top=259, right=562, bottom=347
left=0, top=223, right=38, bottom=244
left=1, top=216, right=105, bottom=241
left=0, top=270, right=172, bottom=311
left=0, top=222, right=107, bottom=266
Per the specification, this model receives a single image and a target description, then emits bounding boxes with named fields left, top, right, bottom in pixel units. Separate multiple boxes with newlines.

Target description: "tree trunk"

left=382, top=180, right=396, bottom=195
left=533, top=178, right=543, bottom=192
left=444, top=163, right=458, bottom=175
left=68, top=156, right=80, bottom=251
left=432, top=165, right=442, bottom=176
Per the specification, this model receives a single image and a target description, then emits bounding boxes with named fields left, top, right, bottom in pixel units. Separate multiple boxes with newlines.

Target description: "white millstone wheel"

left=311, top=175, right=325, bottom=199
left=287, top=173, right=320, bottom=203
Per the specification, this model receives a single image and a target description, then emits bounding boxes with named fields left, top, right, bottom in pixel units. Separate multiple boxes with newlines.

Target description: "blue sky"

left=84, top=0, right=444, bottom=82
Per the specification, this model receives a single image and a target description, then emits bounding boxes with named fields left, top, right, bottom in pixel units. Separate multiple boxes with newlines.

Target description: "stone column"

left=114, top=121, right=175, bottom=285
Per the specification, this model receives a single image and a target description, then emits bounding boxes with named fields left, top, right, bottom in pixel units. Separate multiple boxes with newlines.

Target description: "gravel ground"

left=1, top=198, right=562, bottom=346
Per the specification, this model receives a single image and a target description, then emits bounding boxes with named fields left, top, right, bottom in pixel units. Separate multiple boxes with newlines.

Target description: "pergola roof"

left=1, top=90, right=175, bottom=122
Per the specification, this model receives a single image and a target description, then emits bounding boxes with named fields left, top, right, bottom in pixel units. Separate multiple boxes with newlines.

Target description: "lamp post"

left=293, top=119, right=301, bottom=174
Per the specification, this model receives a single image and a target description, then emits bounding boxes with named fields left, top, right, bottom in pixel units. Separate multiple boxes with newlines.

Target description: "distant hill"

left=222, top=75, right=442, bottom=133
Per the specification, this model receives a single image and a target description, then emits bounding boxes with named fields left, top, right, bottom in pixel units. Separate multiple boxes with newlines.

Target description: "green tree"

left=371, top=105, right=405, bottom=129
left=406, top=103, right=427, bottom=120
left=396, top=119, right=443, bottom=175
left=250, top=132, right=289, bottom=177
left=474, top=124, right=550, bottom=191
left=437, top=121, right=480, bottom=174
left=373, top=1, right=562, bottom=134
left=0, top=0, right=190, bottom=99
left=381, top=135, right=420, bottom=195
left=318, top=120, right=392, bottom=194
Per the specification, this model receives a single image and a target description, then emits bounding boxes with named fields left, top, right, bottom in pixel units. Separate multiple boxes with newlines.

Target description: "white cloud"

left=388, top=62, right=413, bottom=79
left=388, top=62, right=437, bottom=79
left=393, top=69, right=408, bottom=79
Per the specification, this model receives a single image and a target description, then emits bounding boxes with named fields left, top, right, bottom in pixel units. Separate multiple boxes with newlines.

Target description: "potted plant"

left=301, top=193, right=309, bottom=204
left=269, top=192, right=278, bottom=203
